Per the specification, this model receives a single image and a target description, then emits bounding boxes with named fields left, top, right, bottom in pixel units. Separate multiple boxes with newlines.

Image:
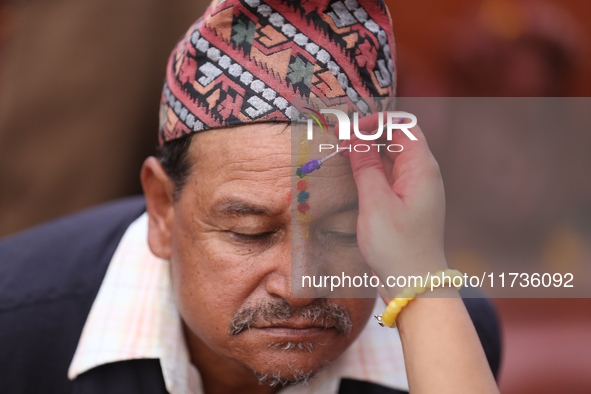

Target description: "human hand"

left=337, top=113, right=448, bottom=300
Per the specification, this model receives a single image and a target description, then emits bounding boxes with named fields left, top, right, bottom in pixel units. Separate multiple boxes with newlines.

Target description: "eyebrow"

left=212, top=195, right=277, bottom=217
left=212, top=193, right=357, bottom=218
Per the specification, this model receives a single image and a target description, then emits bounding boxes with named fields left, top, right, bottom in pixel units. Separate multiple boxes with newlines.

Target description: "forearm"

left=395, top=288, right=499, bottom=393
left=344, top=118, right=497, bottom=392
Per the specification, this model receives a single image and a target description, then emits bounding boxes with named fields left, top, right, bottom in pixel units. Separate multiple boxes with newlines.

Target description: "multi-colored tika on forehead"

left=295, top=134, right=312, bottom=221
left=159, top=0, right=397, bottom=145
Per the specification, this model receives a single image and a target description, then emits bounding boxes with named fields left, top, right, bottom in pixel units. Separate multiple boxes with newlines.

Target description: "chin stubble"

left=253, top=368, right=316, bottom=387
left=230, top=299, right=350, bottom=386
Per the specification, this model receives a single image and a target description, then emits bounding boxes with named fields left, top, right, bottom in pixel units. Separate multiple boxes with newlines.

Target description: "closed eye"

left=317, top=231, right=358, bottom=246
left=230, top=230, right=281, bottom=249
left=232, top=231, right=275, bottom=242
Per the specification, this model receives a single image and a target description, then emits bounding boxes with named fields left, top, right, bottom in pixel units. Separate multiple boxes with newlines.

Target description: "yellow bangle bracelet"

left=375, top=269, right=464, bottom=328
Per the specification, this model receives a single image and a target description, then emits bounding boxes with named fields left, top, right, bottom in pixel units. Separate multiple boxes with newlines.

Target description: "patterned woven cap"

left=159, top=0, right=397, bottom=145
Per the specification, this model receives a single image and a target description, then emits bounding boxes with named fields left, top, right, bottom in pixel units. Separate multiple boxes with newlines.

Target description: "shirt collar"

left=68, top=213, right=408, bottom=393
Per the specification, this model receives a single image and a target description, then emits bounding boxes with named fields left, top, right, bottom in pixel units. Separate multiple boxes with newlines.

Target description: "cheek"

left=168, top=218, right=269, bottom=350
left=343, top=298, right=376, bottom=337
left=169, top=247, right=245, bottom=347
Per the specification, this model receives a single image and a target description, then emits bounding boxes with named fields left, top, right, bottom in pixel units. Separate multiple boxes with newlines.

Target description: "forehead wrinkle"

left=206, top=151, right=292, bottom=175
left=232, top=153, right=291, bottom=170
left=212, top=165, right=292, bottom=189
left=186, top=123, right=292, bottom=169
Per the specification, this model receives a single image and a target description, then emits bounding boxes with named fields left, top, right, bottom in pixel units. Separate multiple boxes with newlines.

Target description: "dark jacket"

left=0, top=197, right=501, bottom=393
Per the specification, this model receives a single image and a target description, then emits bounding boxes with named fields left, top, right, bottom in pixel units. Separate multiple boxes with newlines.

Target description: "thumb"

left=349, top=137, right=396, bottom=203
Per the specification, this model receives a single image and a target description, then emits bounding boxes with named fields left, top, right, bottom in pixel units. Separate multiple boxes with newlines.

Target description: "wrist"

left=379, top=259, right=449, bottom=301
left=376, top=269, right=464, bottom=328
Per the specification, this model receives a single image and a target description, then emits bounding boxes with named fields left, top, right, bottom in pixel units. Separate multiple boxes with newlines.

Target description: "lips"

left=253, top=317, right=334, bottom=330
left=257, top=322, right=331, bottom=330
left=250, top=319, right=336, bottom=341
left=256, top=327, right=333, bottom=342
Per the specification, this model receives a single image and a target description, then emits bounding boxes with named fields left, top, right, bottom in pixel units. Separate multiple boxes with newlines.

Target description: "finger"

left=334, top=112, right=386, bottom=139
left=345, top=114, right=429, bottom=186
left=390, top=124, right=444, bottom=203
left=337, top=139, right=350, bottom=159
left=335, top=112, right=405, bottom=163
left=391, top=123, right=436, bottom=176
left=340, top=138, right=396, bottom=184
left=348, top=134, right=399, bottom=205
left=333, top=111, right=441, bottom=201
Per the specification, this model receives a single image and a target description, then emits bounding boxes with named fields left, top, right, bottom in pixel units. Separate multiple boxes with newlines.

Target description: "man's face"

left=167, top=123, right=374, bottom=383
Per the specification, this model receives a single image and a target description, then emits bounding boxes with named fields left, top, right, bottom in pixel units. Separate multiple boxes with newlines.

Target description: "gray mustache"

left=229, top=299, right=352, bottom=337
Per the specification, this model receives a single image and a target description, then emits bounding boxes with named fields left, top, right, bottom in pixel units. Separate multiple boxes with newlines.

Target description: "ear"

left=141, top=157, right=175, bottom=260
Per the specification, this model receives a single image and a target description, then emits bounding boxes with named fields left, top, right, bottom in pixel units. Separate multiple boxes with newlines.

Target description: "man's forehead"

left=189, top=123, right=291, bottom=169
left=180, top=123, right=357, bottom=215
left=186, top=123, right=352, bottom=174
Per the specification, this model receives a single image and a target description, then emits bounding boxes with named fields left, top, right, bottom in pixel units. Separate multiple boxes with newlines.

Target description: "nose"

left=265, top=272, right=316, bottom=307
left=265, top=232, right=329, bottom=307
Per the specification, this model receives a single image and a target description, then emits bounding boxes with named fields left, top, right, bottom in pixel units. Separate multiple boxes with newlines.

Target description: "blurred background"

left=384, top=1, right=591, bottom=392
left=1, top=0, right=590, bottom=392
